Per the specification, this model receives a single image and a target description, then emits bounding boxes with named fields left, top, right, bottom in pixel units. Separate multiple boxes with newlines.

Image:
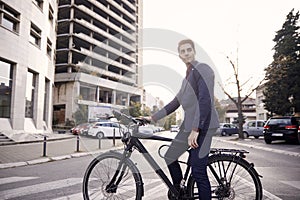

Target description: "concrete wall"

left=0, top=0, right=57, bottom=139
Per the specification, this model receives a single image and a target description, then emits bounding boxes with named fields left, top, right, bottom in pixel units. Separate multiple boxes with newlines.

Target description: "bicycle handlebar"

left=112, top=110, right=172, bottom=141
left=112, top=110, right=150, bottom=125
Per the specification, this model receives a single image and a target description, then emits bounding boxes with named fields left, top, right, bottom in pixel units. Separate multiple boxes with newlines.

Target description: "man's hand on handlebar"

left=135, top=116, right=152, bottom=125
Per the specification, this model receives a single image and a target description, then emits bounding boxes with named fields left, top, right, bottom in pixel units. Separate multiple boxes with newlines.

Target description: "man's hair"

left=177, top=39, right=195, bottom=52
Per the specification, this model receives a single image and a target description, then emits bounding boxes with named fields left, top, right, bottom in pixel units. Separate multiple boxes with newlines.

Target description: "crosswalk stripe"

left=281, top=181, right=300, bottom=190
left=0, top=175, right=285, bottom=200
left=0, top=176, right=39, bottom=185
left=144, top=182, right=167, bottom=199
left=52, top=179, right=165, bottom=200
left=0, top=178, right=82, bottom=200
left=52, top=193, right=82, bottom=200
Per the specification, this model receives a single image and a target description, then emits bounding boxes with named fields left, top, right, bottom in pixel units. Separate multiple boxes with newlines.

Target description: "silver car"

left=243, top=120, right=265, bottom=139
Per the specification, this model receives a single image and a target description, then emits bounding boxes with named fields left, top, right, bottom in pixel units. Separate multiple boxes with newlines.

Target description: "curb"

left=0, top=147, right=123, bottom=169
left=0, top=135, right=76, bottom=146
left=214, top=137, right=300, bottom=157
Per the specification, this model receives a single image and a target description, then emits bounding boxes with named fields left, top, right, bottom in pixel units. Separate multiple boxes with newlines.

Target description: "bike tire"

left=187, top=154, right=263, bottom=200
left=83, top=151, right=143, bottom=200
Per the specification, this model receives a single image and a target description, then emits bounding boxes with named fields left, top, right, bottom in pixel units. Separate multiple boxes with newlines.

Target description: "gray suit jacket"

left=152, top=60, right=219, bottom=132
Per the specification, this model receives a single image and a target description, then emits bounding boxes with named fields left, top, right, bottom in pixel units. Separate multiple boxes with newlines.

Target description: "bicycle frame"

left=120, top=133, right=182, bottom=197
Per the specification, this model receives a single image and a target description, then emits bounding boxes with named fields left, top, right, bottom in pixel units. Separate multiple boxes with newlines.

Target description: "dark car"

left=263, top=116, right=300, bottom=144
left=216, top=123, right=239, bottom=136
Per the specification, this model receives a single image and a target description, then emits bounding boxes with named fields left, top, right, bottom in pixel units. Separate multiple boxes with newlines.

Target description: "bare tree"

left=220, top=56, right=265, bottom=139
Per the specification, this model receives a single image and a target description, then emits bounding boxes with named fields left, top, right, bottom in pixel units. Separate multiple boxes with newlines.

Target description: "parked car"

left=87, top=122, right=123, bottom=139
left=139, top=126, right=155, bottom=134
left=170, top=125, right=179, bottom=132
left=243, top=120, right=265, bottom=138
left=71, top=123, right=92, bottom=135
left=263, top=116, right=300, bottom=144
left=216, top=123, right=239, bottom=136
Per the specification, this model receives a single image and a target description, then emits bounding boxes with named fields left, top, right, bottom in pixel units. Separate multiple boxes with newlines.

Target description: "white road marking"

left=0, top=178, right=82, bottom=200
left=0, top=176, right=39, bottom=185
left=0, top=175, right=285, bottom=200
left=281, top=181, right=300, bottom=190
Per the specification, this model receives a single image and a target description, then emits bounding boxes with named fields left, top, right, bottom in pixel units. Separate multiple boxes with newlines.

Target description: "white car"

left=87, top=122, right=124, bottom=139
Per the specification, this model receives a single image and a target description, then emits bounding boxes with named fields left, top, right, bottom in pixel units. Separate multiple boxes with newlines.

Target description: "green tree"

left=264, top=9, right=300, bottom=115
left=215, top=98, right=227, bottom=122
left=163, top=112, right=176, bottom=130
left=73, top=104, right=88, bottom=125
left=142, top=106, right=151, bottom=116
left=129, top=101, right=142, bottom=117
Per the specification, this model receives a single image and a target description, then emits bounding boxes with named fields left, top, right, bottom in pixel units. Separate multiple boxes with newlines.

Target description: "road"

left=0, top=132, right=299, bottom=199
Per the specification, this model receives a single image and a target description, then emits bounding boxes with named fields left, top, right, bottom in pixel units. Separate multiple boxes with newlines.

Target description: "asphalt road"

left=0, top=133, right=299, bottom=199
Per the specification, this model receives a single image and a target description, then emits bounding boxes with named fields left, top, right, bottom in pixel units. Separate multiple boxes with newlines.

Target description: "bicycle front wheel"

left=187, top=154, right=263, bottom=200
left=83, top=151, right=143, bottom=200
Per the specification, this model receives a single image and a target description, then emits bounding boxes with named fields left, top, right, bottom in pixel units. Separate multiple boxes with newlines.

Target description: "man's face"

left=178, top=43, right=196, bottom=65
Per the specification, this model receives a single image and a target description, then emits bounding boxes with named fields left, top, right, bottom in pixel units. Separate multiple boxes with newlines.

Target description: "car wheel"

left=254, top=136, right=259, bottom=139
left=221, top=131, right=226, bottom=136
left=243, top=132, right=249, bottom=138
left=298, top=133, right=300, bottom=145
left=264, top=137, right=272, bottom=144
left=96, top=132, right=104, bottom=139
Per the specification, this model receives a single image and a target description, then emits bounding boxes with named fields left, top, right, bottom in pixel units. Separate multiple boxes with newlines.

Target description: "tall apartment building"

left=54, top=0, right=143, bottom=124
left=0, top=0, right=57, bottom=139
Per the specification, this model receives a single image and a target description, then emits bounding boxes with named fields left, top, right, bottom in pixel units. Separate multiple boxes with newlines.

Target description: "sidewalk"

left=1, top=133, right=300, bottom=170
left=0, top=132, right=123, bottom=169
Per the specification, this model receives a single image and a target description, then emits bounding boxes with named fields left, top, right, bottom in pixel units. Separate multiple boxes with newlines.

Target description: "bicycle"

left=83, top=110, right=263, bottom=199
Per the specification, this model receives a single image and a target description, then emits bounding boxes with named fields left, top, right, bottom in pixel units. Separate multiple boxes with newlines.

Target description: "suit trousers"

left=164, top=128, right=216, bottom=200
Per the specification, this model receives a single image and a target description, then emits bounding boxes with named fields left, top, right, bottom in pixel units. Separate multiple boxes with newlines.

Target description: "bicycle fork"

left=105, top=151, right=132, bottom=193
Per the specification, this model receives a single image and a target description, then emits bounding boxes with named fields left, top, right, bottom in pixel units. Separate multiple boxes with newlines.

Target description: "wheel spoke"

left=83, top=152, right=142, bottom=200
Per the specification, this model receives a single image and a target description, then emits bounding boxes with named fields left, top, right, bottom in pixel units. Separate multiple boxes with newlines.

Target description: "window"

left=47, top=38, right=52, bottom=57
left=257, top=121, right=265, bottom=127
left=0, top=60, right=13, bottom=118
left=0, top=2, right=20, bottom=33
left=48, top=4, right=54, bottom=25
left=248, top=122, right=255, bottom=127
left=80, top=85, right=96, bottom=101
left=29, top=22, right=41, bottom=47
left=33, top=0, right=43, bottom=10
left=25, top=70, right=37, bottom=118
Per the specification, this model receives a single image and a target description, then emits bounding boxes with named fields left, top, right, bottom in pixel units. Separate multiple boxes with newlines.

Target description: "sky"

left=141, top=0, right=299, bottom=104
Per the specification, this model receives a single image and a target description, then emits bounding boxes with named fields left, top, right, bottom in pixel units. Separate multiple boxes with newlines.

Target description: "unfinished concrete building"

left=54, top=0, right=143, bottom=124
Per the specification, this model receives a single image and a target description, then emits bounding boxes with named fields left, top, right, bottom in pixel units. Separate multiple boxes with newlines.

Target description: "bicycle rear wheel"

left=83, top=151, right=143, bottom=200
left=187, top=154, right=263, bottom=200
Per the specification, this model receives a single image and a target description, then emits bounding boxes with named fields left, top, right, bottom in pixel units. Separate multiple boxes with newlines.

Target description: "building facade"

left=0, top=0, right=57, bottom=139
left=54, top=0, right=143, bottom=124
left=256, top=83, right=268, bottom=120
left=220, top=98, right=257, bottom=123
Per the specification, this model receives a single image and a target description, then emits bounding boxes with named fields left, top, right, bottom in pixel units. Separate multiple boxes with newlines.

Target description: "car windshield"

left=268, top=118, right=291, bottom=125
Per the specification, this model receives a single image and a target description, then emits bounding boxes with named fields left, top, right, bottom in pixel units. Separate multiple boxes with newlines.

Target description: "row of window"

left=33, top=0, right=55, bottom=24
left=0, top=1, right=54, bottom=57
left=0, top=59, right=50, bottom=120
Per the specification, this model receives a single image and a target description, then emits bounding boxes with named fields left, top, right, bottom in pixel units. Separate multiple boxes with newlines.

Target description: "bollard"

left=113, top=128, right=116, bottom=147
left=43, top=136, right=47, bottom=157
left=98, top=138, right=101, bottom=149
left=76, top=135, right=80, bottom=152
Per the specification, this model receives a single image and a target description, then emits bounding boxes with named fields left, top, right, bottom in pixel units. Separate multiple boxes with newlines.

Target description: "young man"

left=151, top=39, right=219, bottom=199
